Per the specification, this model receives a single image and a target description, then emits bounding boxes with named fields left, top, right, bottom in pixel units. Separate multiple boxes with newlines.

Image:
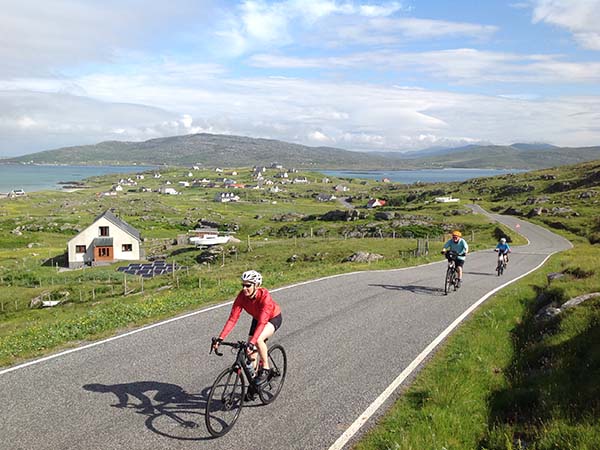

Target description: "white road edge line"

left=328, top=252, right=556, bottom=450
left=0, top=261, right=440, bottom=377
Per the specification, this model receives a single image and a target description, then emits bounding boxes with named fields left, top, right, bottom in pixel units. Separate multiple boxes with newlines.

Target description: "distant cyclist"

left=494, top=237, right=511, bottom=265
left=212, top=270, right=282, bottom=390
left=441, top=230, right=469, bottom=288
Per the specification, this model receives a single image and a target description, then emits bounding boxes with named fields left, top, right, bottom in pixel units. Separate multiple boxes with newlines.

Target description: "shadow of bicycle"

left=369, top=283, right=445, bottom=295
left=83, top=381, right=213, bottom=441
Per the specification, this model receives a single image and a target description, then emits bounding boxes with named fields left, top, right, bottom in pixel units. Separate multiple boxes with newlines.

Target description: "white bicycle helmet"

left=500, top=237, right=507, bottom=243
left=241, top=270, right=263, bottom=286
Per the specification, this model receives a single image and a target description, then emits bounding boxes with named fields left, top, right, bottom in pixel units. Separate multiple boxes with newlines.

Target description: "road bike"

left=205, top=339, right=287, bottom=437
left=443, top=250, right=462, bottom=295
left=495, top=250, right=508, bottom=276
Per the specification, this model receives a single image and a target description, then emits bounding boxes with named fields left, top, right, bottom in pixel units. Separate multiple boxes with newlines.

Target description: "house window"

left=99, top=226, right=109, bottom=236
left=76, top=245, right=86, bottom=253
left=98, top=247, right=111, bottom=257
left=122, top=244, right=133, bottom=252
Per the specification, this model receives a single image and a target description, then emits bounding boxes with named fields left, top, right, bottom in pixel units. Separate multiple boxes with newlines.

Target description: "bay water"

left=0, top=164, right=157, bottom=193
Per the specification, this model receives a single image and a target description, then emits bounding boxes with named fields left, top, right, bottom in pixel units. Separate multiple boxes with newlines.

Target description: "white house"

left=435, top=196, right=460, bottom=203
left=67, top=210, right=142, bottom=268
left=214, top=192, right=240, bottom=203
left=159, top=186, right=180, bottom=195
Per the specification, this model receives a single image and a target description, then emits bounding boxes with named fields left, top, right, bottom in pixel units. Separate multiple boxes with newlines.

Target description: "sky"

left=1, top=0, right=600, bottom=157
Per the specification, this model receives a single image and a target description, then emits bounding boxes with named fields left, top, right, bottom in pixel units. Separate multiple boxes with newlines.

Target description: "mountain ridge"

left=2, top=133, right=599, bottom=170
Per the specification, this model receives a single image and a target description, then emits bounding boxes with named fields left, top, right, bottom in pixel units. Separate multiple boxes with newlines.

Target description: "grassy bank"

left=354, top=243, right=600, bottom=450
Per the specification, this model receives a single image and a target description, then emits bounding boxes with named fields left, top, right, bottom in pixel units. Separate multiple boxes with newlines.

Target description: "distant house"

left=367, top=198, right=386, bottom=208
left=159, top=186, right=180, bottom=195
left=435, top=196, right=460, bottom=203
left=292, top=177, right=309, bottom=184
left=178, top=181, right=190, bottom=187
left=334, top=184, right=349, bottom=192
left=271, top=163, right=283, bottom=169
left=67, top=210, right=142, bottom=268
left=316, top=193, right=336, bottom=202
left=9, top=189, right=26, bottom=197
left=153, top=173, right=162, bottom=178
left=381, top=177, right=391, bottom=183
left=215, top=168, right=223, bottom=173
left=214, top=192, right=240, bottom=203
left=136, top=174, right=145, bottom=180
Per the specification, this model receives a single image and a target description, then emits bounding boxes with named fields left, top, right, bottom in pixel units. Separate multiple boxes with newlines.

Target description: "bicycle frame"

left=212, top=341, right=256, bottom=384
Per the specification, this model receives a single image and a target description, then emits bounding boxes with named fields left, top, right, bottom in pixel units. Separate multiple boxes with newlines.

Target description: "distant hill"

left=398, top=144, right=600, bottom=169
left=1, top=133, right=400, bottom=169
left=2, top=133, right=599, bottom=170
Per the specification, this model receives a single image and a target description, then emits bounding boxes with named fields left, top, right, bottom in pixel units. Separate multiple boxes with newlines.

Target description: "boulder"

left=343, top=251, right=384, bottom=263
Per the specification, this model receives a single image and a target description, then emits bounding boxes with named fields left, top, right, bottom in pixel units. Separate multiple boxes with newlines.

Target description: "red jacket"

left=218, top=287, right=281, bottom=345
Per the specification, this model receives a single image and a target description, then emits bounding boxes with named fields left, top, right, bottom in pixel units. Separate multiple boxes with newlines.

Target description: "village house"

left=214, top=192, right=240, bottom=203
left=159, top=186, right=179, bottom=195
left=367, top=198, right=386, bottom=208
left=178, top=181, right=190, bottom=187
left=9, top=189, right=26, bottom=197
left=334, top=184, right=350, bottom=192
left=292, top=177, right=309, bottom=184
left=316, top=193, right=336, bottom=202
left=153, top=173, right=162, bottom=178
left=67, top=210, right=142, bottom=268
left=435, top=196, right=460, bottom=203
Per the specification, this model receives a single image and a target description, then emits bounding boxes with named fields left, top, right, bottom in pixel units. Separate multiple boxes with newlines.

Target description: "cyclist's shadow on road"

left=370, top=283, right=445, bottom=295
left=83, top=381, right=213, bottom=440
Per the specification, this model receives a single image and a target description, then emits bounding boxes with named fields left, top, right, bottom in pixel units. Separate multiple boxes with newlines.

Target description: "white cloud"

left=0, top=0, right=215, bottom=76
left=308, top=130, right=331, bottom=142
left=249, top=48, right=600, bottom=84
left=531, top=0, right=600, bottom=50
left=216, top=0, right=406, bottom=55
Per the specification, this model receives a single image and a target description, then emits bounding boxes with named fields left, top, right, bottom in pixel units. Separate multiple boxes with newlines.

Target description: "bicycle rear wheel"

left=205, top=367, right=245, bottom=437
left=258, top=344, right=287, bottom=405
left=497, top=260, right=504, bottom=276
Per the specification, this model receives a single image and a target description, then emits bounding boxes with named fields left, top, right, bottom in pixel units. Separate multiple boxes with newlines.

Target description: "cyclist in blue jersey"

left=441, top=230, right=469, bottom=288
left=495, top=237, right=511, bottom=265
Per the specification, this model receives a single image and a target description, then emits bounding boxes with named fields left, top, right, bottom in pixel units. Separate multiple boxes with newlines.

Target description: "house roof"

left=93, top=209, right=141, bottom=240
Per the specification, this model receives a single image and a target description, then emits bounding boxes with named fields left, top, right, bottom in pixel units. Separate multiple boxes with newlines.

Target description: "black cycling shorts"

left=249, top=313, right=282, bottom=337
left=454, top=258, right=465, bottom=268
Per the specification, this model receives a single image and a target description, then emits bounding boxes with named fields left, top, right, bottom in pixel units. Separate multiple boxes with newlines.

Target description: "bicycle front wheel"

left=444, top=267, right=453, bottom=295
left=205, top=367, right=246, bottom=437
left=258, top=344, right=287, bottom=405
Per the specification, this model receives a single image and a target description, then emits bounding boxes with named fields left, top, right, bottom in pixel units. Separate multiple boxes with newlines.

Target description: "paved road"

left=0, top=211, right=571, bottom=450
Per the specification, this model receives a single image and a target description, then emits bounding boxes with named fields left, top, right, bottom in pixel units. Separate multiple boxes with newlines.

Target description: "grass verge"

left=354, top=243, right=600, bottom=450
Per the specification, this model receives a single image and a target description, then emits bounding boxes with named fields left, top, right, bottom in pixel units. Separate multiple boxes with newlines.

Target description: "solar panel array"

left=116, top=261, right=186, bottom=278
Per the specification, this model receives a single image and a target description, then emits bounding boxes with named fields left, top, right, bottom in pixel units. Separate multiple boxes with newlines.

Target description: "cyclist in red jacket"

left=212, top=270, right=282, bottom=387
